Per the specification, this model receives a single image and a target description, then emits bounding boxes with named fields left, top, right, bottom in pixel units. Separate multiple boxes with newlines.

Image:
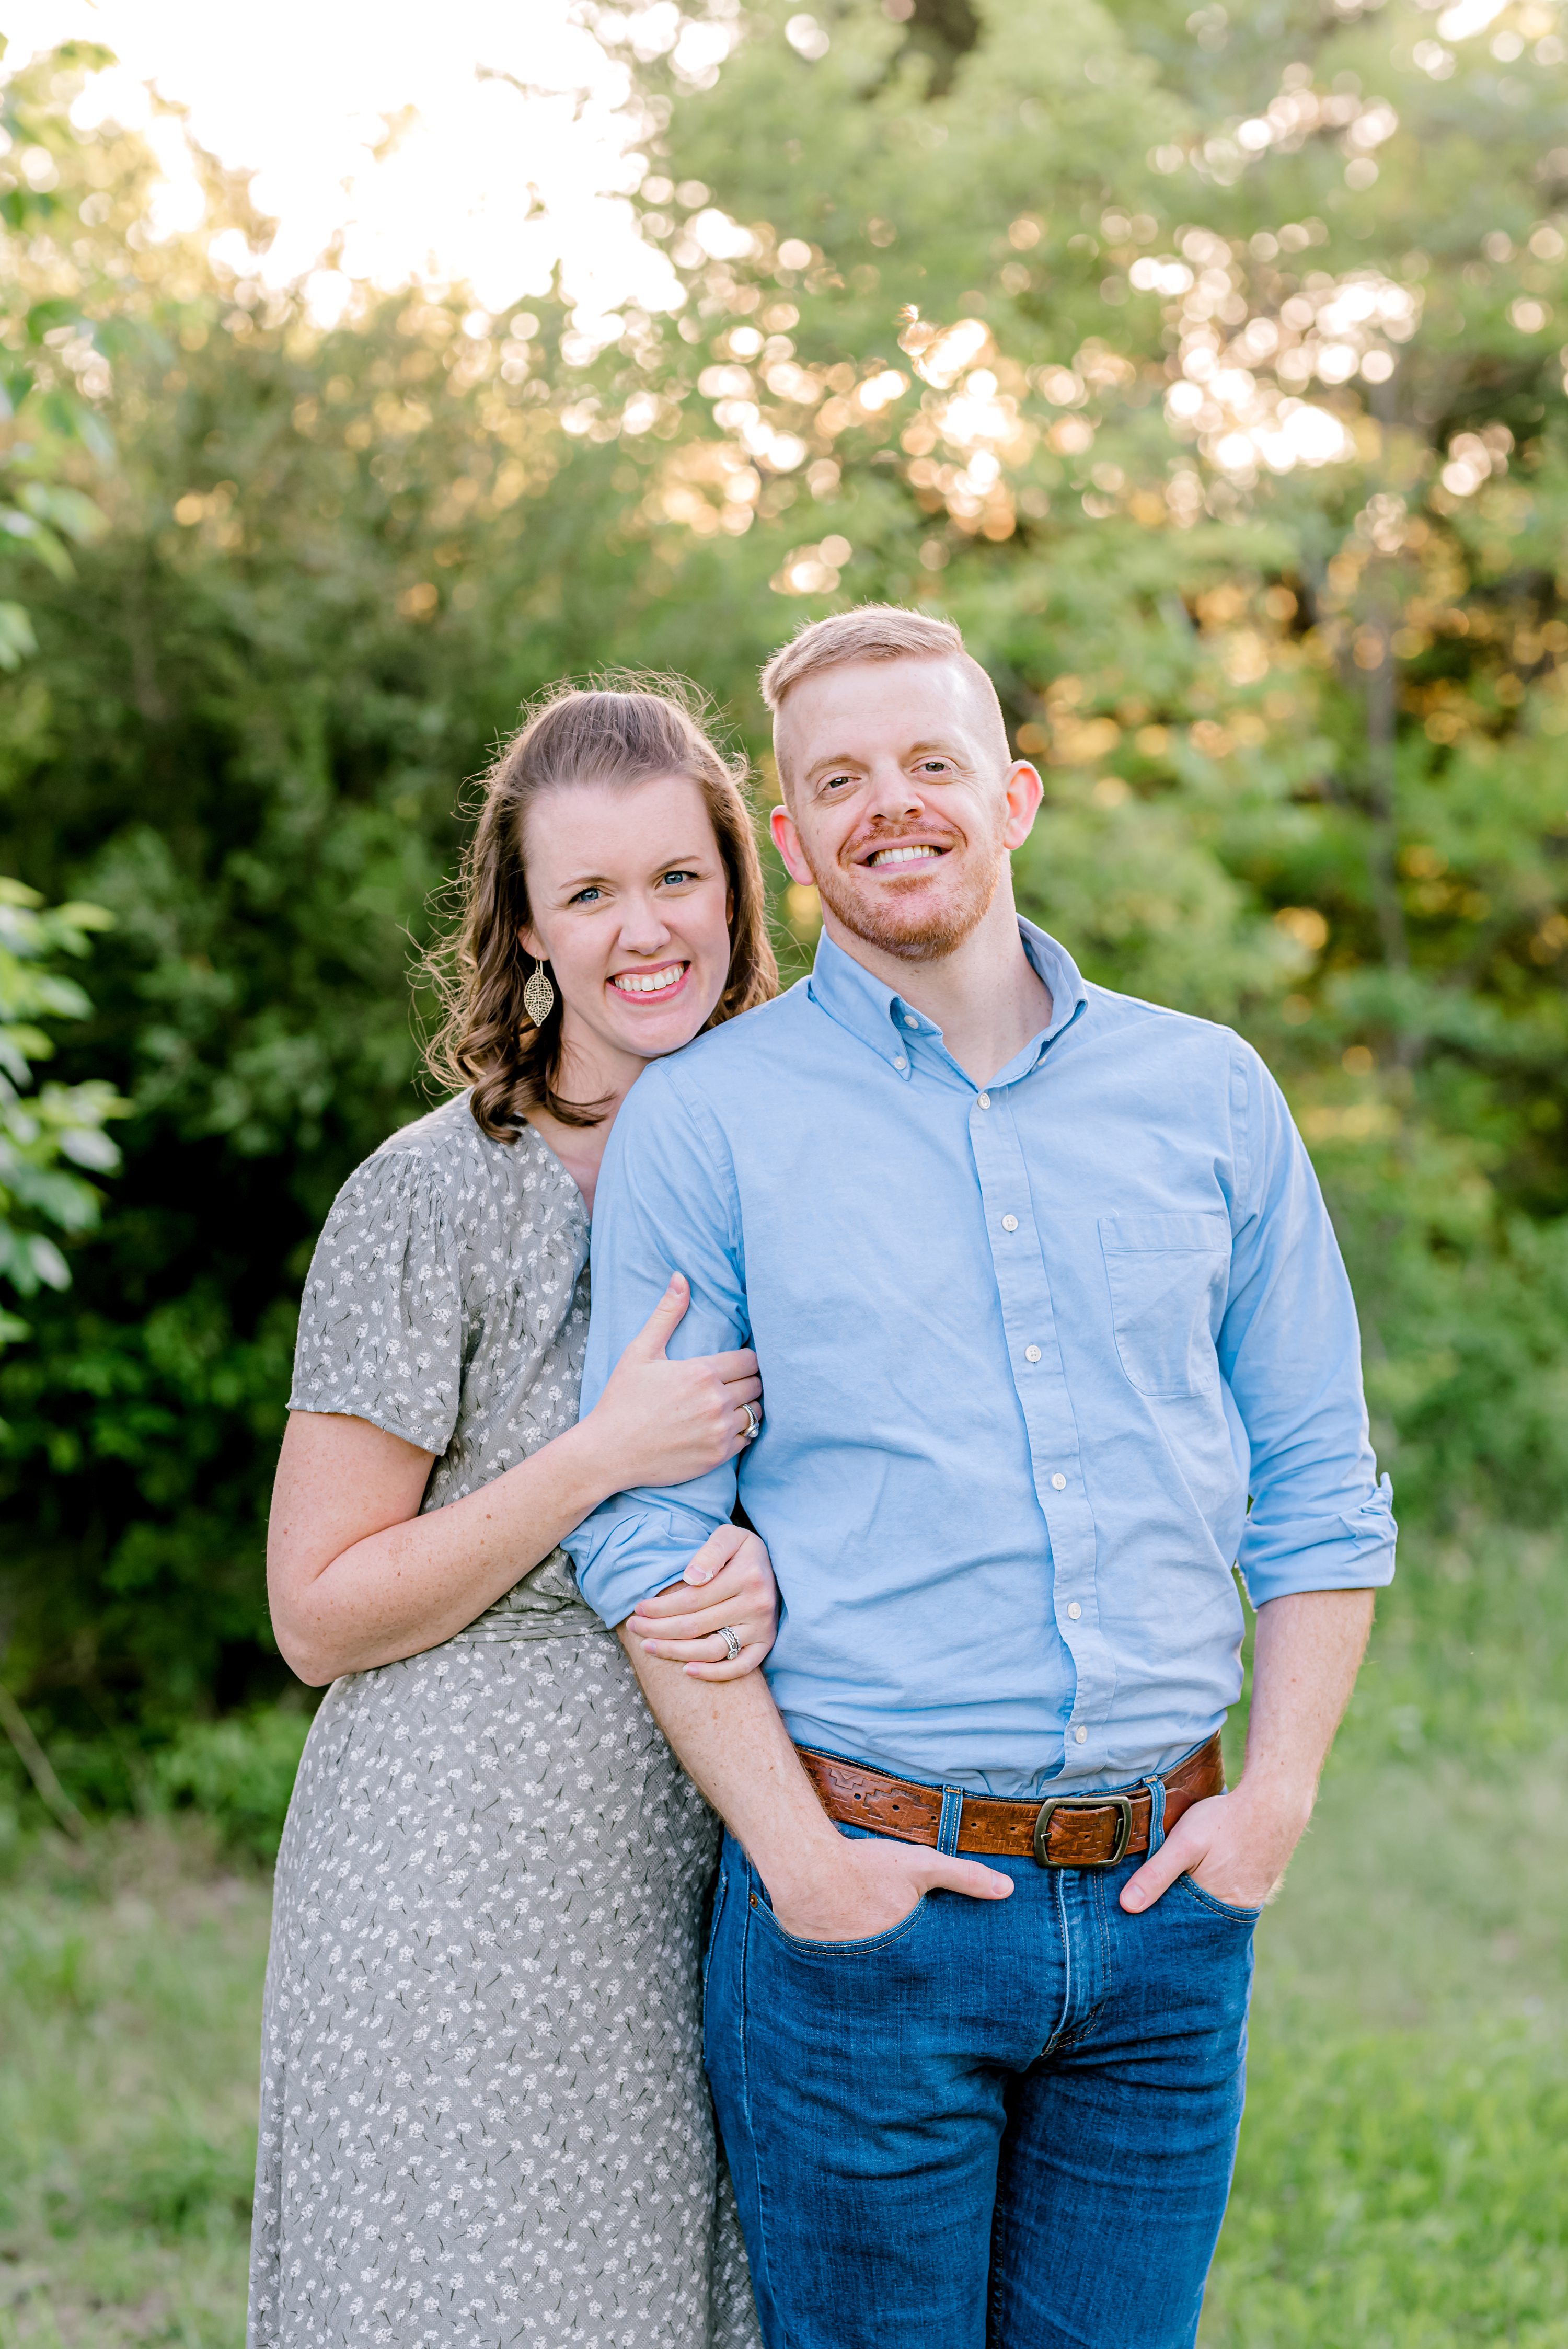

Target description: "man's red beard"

left=811, top=839, right=1005, bottom=963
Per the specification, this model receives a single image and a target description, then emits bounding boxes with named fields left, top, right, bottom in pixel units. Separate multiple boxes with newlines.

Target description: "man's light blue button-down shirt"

left=566, top=921, right=1395, bottom=1796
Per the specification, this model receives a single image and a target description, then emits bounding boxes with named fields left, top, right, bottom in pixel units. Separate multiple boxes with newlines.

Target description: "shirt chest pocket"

left=1098, top=1213, right=1231, bottom=1399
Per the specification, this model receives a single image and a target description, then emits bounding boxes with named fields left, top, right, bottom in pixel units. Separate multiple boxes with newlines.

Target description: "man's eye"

left=918, top=759, right=950, bottom=774
left=822, top=774, right=852, bottom=791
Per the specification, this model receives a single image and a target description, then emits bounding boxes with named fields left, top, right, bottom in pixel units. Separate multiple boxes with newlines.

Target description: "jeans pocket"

left=1173, top=1872, right=1262, bottom=1926
left=748, top=1881, right=930, bottom=1960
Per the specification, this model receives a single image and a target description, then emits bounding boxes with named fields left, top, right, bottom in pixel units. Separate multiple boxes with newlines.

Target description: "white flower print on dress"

left=249, top=1098, right=757, bottom=2349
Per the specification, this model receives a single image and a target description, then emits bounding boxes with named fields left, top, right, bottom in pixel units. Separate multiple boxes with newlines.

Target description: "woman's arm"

left=269, top=1410, right=602, bottom=1684
left=268, top=1272, right=764, bottom=1684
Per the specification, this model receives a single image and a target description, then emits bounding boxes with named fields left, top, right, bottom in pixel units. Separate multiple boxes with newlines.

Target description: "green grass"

left=1205, top=1528, right=1568, bottom=2346
left=0, top=1823, right=270, bottom=2346
left=1, top=1527, right=1564, bottom=2345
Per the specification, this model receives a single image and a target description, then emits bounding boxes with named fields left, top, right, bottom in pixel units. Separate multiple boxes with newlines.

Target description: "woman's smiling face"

left=521, top=772, right=734, bottom=1086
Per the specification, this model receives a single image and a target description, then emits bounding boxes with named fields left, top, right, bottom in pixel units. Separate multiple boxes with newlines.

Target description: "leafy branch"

left=0, top=880, right=129, bottom=1349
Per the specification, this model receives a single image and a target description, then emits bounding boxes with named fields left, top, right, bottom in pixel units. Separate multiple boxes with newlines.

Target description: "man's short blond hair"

left=760, top=605, right=1009, bottom=787
left=760, top=605, right=980, bottom=709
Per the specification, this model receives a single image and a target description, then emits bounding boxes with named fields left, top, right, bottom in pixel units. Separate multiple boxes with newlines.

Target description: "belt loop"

left=937, top=1786, right=965, bottom=1856
left=1142, top=1773, right=1167, bottom=1856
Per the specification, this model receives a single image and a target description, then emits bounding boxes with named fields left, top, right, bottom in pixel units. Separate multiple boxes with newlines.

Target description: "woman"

left=249, top=683, right=779, bottom=2349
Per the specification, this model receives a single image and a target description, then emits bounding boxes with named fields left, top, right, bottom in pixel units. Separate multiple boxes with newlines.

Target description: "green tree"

left=0, top=42, right=130, bottom=1414
left=609, top=0, right=1568, bottom=1511
left=0, top=880, right=125, bottom=1356
left=0, top=44, right=692, bottom=1760
left=3, top=2, right=1568, bottom=1771
left=0, top=35, right=118, bottom=662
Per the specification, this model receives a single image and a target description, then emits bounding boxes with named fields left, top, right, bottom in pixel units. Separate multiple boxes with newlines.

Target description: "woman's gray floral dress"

left=248, top=1095, right=759, bottom=2349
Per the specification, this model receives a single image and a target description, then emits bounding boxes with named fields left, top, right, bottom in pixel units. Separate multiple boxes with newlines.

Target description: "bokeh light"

left=2, top=0, right=681, bottom=323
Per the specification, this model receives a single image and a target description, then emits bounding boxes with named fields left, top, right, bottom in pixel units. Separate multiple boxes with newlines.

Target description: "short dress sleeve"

left=289, top=1146, right=462, bottom=1456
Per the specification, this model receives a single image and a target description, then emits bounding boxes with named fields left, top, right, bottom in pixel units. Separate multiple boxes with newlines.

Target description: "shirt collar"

left=806, top=917, right=1088, bottom=1084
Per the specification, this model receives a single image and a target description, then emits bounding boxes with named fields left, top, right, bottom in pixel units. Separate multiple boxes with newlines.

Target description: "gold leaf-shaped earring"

left=523, top=959, right=556, bottom=1027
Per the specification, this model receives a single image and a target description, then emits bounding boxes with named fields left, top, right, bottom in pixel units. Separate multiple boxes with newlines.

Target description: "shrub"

left=151, top=1709, right=310, bottom=1862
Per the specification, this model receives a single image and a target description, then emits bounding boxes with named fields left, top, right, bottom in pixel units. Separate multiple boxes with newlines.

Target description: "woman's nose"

left=616, top=894, right=674, bottom=953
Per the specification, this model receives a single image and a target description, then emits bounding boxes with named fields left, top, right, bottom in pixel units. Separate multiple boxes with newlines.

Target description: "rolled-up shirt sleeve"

left=1222, top=1043, right=1397, bottom=1605
left=564, top=1063, right=750, bottom=1627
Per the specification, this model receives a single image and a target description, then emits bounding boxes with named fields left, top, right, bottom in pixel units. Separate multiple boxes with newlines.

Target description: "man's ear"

left=1001, top=762, right=1045, bottom=853
left=769, top=802, right=815, bottom=886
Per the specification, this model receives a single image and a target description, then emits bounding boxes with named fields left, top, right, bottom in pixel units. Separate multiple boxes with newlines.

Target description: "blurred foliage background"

left=5, top=0, right=1568, bottom=1770
left=7, top=0, right=1568, bottom=1773
left=2, top=2, right=1567, bottom=2341
left=0, top=0, right=1562, bottom=1714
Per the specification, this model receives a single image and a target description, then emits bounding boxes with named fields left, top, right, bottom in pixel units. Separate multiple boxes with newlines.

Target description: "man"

left=565, top=607, right=1394, bottom=2349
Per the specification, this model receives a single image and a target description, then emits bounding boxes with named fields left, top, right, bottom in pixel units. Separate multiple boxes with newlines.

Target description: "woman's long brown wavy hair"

left=424, top=678, right=778, bottom=1141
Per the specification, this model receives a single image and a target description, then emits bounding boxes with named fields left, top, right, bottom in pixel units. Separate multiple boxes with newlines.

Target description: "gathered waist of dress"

left=447, top=1545, right=612, bottom=1645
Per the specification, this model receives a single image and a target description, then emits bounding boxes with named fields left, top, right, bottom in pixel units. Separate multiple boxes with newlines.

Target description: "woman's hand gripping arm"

left=268, top=1273, right=762, bottom=1686
left=627, top=1523, right=779, bottom=1680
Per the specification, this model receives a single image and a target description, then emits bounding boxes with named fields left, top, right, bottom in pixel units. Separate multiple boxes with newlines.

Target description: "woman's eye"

left=659, top=869, right=699, bottom=887
left=568, top=885, right=602, bottom=905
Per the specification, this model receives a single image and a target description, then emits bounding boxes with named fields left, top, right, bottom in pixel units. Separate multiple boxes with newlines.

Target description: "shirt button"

left=1001, top=1214, right=1018, bottom=1233
left=1074, top=1726, right=1088, bottom=1745
left=904, top=1015, right=919, bottom=1030
left=893, top=1055, right=908, bottom=1072
left=1068, top=1601, right=1082, bottom=1620
left=977, top=1092, right=991, bottom=1109
left=1024, top=1344, right=1042, bottom=1363
left=1051, top=1472, right=1067, bottom=1490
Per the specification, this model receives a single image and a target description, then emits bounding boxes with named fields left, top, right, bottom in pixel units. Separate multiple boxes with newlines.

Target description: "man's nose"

left=862, top=759, right=924, bottom=823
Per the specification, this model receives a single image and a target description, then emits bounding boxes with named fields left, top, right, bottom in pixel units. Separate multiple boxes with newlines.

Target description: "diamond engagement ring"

left=719, top=1625, right=742, bottom=1663
left=740, top=1404, right=760, bottom=1442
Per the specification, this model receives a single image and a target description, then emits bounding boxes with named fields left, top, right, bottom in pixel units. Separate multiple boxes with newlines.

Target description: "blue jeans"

left=704, top=1821, right=1258, bottom=2348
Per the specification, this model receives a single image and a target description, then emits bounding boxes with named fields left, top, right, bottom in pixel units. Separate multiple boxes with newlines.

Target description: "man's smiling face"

left=770, top=654, right=1042, bottom=963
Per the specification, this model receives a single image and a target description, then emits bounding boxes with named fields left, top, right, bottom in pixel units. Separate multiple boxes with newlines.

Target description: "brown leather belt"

left=797, top=1731, right=1225, bottom=1869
